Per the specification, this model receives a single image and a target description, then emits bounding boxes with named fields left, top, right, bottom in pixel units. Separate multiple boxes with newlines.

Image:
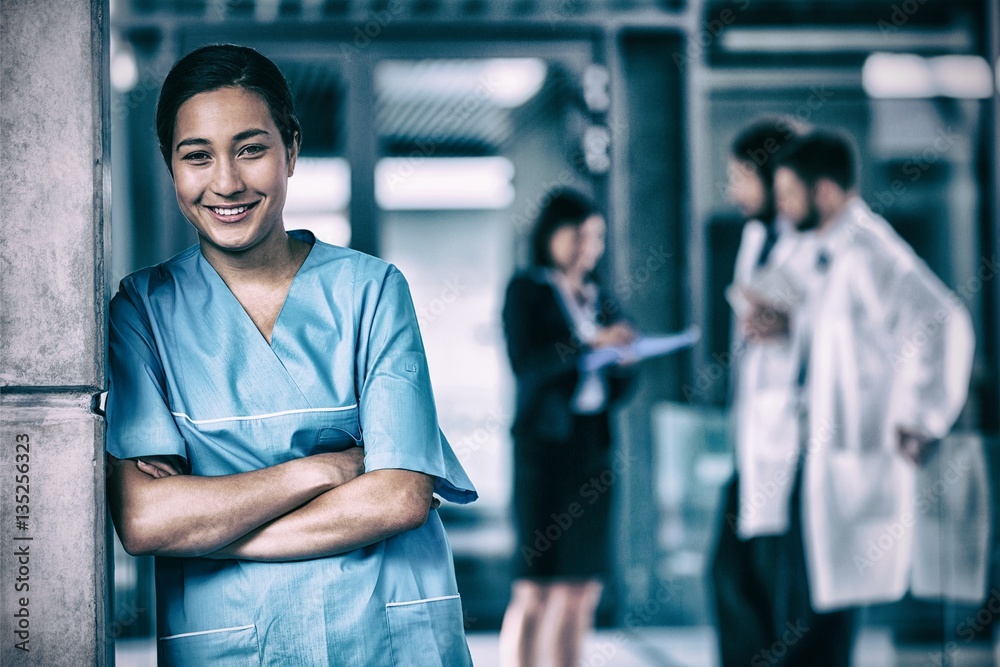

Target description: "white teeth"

left=212, top=205, right=248, bottom=216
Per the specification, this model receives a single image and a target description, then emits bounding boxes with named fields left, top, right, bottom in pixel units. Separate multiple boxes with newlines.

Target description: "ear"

left=286, top=133, right=300, bottom=177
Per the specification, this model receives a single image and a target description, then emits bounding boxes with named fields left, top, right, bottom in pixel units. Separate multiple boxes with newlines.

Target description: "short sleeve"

left=105, top=285, right=188, bottom=461
left=355, top=265, right=477, bottom=504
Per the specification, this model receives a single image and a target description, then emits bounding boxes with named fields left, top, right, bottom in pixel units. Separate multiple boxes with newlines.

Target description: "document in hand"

left=581, top=326, right=701, bottom=372
left=726, top=262, right=806, bottom=318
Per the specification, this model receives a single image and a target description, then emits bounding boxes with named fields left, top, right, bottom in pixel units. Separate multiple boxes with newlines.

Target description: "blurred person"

left=499, top=189, right=639, bottom=667
left=761, top=129, right=975, bottom=664
left=104, top=44, right=477, bottom=666
left=709, top=116, right=818, bottom=666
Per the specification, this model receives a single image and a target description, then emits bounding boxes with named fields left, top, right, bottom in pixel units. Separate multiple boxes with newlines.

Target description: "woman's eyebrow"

left=174, top=128, right=271, bottom=152
left=174, top=136, right=210, bottom=152
left=232, top=128, right=271, bottom=143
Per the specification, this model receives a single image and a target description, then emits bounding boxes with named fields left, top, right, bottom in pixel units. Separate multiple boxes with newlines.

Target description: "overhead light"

left=480, top=59, right=547, bottom=108
left=284, top=158, right=352, bottom=247
left=375, top=157, right=514, bottom=210
left=721, top=27, right=971, bottom=54
left=285, top=158, right=351, bottom=213
left=929, top=55, right=993, bottom=99
left=862, top=53, right=934, bottom=98
left=375, top=59, right=546, bottom=109
left=583, top=64, right=611, bottom=113
left=583, top=126, right=611, bottom=174
left=863, top=52, right=993, bottom=99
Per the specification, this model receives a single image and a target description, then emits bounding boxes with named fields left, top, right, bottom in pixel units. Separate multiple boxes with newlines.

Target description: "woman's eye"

left=181, top=151, right=210, bottom=162
left=240, top=145, right=266, bottom=157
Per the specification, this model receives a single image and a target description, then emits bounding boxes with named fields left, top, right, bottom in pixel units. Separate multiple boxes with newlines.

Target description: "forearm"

left=109, top=454, right=341, bottom=558
left=891, top=274, right=975, bottom=438
left=207, top=469, right=434, bottom=562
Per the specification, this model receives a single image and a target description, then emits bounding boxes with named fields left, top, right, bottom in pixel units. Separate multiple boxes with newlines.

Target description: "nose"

left=211, top=156, right=245, bottom=197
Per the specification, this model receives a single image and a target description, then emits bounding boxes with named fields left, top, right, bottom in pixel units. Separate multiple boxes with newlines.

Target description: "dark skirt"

left=511, top=412, right=613, bottom=581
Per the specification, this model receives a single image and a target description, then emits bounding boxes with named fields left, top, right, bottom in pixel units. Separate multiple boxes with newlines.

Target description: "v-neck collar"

left=195, top=229, right=318, bottom=350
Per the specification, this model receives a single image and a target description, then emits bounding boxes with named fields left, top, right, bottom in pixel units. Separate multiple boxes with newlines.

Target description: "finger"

left=140, top=462, right=171, bottom=479
left=145, top=464, right=170, bottom=479
left=135, top=460, right=159, bottom=477
left=146, top=460, right=181, bottom=476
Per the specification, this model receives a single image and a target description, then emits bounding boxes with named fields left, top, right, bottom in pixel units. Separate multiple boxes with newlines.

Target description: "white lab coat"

left=730, top=219, right=817, bottom=539
left=910, top=432, right=990, bottom=605
left=799, top=197, right=975, bottom=611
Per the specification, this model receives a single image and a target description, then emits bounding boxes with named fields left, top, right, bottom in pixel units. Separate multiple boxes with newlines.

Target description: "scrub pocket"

left=158, top=624, right=261, bottom=667
left=385, top=595, right=472, bottom=667
left=310, top=405, right=363, bottom=453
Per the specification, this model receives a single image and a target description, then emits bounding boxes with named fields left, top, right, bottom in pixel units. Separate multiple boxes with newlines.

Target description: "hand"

left=312, top=447, right=367, bottom=488
left=593, top=322, right=638, bottom=349
left=136, top=456, right=185, bottom=478
left=898, top=427, right=936, bottom=465
left=740, top=293, right=790, bottom=342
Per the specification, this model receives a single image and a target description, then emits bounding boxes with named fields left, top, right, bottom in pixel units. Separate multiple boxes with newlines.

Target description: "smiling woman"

left=170, top=87, right=296, bottom=260
left=104, top=44, right=476, bottom=667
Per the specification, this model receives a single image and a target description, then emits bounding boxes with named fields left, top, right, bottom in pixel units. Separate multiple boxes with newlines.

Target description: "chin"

left=202, top=227, right=263, bottom=252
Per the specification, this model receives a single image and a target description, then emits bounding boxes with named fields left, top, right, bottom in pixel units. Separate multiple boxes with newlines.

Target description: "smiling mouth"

left=206, top=201, right=260, bottom=218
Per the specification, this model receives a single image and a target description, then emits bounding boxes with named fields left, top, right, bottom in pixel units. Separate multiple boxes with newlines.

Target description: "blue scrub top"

left=105, top=230, right=477, bottom=667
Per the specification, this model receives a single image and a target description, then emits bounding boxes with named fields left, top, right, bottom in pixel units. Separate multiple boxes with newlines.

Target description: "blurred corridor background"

left=106, top=0, right=999, bottom=664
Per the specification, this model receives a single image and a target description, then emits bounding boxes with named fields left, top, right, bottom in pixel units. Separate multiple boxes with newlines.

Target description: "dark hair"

left=155, top=44, right=301, bottom=171
left=731, top=116, right=806, bottom=187
left=730, top=116, right=807, bottom=222
left=776, top=128, right=858, bottom=191
left=529, top=189, right=598, bottom=268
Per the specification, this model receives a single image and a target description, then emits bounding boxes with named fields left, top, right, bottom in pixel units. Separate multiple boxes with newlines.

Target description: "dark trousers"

left=710, top=471, right=855, bottom=667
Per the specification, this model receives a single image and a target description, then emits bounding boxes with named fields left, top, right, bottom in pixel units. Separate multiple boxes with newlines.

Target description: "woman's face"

left=574, top=215, right=606, bottom=274
left=548, top=223, right=579, bottom=272
left=170, top=86, right=297, bottom=255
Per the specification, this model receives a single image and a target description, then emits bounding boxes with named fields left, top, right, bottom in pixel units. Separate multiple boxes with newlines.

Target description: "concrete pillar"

left=1, top=0, right=110, bottom=665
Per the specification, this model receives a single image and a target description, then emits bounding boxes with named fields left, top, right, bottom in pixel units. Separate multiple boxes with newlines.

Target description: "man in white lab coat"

left=769, top=130, right=975, bottom=658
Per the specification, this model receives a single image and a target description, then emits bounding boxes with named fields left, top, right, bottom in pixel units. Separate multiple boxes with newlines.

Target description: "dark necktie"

left=756, top=222, right=780, bottom=267
left=797, top=249, right=832, bottom=389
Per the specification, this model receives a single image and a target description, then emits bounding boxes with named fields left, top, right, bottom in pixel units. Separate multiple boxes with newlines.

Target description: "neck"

left=818, top=196, right=851, bottom=235
left=557, top=266, right=587, bottom=287
left=201, top=230, right=309, bottom=284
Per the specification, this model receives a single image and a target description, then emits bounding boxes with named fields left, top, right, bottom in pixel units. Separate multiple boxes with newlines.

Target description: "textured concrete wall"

left=0, top=0, right=107, bottom=388
left=0, top=0, right=110, bottom=665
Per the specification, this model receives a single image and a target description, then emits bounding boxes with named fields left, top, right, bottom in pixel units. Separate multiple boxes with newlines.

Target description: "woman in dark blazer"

left=499, top=189, right=639, bottom=666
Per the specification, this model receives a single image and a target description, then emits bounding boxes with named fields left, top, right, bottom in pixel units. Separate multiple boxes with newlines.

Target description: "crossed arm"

left=106, top=449, right=436, bottom=562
